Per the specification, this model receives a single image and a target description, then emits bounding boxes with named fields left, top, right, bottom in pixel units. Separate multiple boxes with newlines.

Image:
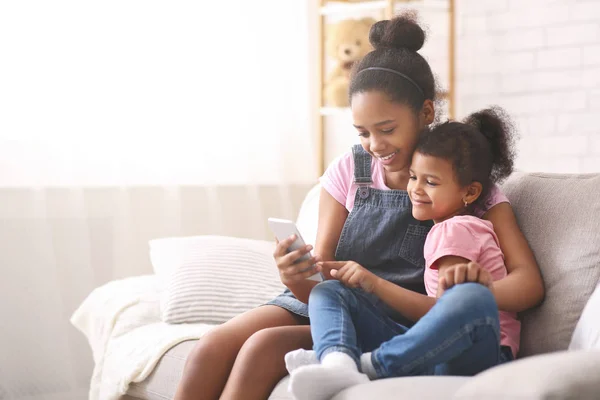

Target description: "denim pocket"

left=399, top=224, right=429, bottom=268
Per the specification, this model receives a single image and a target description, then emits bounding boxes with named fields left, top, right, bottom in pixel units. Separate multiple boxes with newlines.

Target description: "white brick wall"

left=457, top=0, right=600, bottom=173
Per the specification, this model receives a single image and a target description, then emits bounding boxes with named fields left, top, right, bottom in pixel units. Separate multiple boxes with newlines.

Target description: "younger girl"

left=288, top=107, right=520, bottom=400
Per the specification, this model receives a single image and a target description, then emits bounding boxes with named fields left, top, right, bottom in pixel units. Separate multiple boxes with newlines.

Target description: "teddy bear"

left=324, top=17, right=376, bottom=107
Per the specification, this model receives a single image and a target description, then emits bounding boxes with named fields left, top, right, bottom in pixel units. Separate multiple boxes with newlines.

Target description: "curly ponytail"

left=463, top=107, right=517, bottom=184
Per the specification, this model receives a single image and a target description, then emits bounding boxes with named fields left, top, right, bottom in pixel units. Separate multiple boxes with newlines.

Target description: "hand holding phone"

left=268, top=218, right=323, bottom=282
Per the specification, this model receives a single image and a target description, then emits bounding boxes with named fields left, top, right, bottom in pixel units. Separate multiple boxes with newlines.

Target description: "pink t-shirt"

left=423, top=216, right=521, bottom=358
left=319, top=150, right=509, bottom=215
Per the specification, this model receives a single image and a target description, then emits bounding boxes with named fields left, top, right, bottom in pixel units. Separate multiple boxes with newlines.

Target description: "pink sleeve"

left=424, top=219, right=482, bottom=270
left=472, top=184, right=510, bottom=218
left=318, top=151, right=353, bottom=207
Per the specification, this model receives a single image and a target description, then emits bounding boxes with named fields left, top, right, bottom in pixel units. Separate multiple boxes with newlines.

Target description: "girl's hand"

left=319, top=261, right=381, bottom=293
left=437, top=261, right=494, bottom=298
left=273, top=235, right=321, bottom=286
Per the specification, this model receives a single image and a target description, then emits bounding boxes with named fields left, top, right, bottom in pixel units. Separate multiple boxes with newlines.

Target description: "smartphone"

left=268, top=218, right=323, bottom=282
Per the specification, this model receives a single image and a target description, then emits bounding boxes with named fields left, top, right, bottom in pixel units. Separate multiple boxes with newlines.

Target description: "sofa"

left=79, top=172, right=600, bottom=400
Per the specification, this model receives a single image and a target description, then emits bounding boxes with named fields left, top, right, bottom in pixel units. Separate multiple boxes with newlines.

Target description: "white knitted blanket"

left=70, top=275, right=214, bottom=400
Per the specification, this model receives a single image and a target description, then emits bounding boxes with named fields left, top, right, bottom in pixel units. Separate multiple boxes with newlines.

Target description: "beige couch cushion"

left=453, top=350, right=600, bottom=400
left=126, top=341, right=306, bottom=400
left=269, top=376, right=469, bottom=400
left=333, top=377, right=469, bottom=400
left=500, top=173, right=600, bottom=357
left=126, top=340, right=195, bottom=400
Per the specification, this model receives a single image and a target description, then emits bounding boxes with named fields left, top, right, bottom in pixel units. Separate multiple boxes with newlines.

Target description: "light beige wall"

left=457, top=0, right=600, bottom=173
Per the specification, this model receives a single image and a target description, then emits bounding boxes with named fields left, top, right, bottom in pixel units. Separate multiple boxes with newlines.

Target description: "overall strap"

left=352, top=144, right=373, bottom=186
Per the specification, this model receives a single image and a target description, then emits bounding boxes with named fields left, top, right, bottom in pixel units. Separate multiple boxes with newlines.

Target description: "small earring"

left=464, top=200, right=469, bottom=207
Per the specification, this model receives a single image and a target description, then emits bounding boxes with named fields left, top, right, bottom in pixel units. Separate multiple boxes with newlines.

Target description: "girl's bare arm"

left=483, top=202, right=545, bottom=312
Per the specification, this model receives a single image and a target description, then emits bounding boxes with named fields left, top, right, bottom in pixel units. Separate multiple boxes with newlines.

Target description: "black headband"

left=357, top=67, right=425, bottom=98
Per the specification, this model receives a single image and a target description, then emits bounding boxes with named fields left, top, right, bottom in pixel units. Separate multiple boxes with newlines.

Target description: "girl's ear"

left=421, top=99, right=435, bottom=125
left=464, top=182, right=483, bottom=205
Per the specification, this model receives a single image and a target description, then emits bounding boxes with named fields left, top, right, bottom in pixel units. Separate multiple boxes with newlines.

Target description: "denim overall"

left=266, top=144, right=432, bottom=320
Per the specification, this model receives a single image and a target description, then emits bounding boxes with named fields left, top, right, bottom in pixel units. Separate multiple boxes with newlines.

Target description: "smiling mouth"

left=412, top=199, right=431, bottom=205
left=377, top=151, right=399, bottom=161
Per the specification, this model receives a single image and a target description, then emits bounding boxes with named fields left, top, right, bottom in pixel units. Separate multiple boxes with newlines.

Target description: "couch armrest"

left=453, top=350, right=600, bottom=400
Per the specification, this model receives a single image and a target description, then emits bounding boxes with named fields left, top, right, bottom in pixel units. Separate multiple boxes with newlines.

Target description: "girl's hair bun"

left=369, top=13, right=426, bottom=52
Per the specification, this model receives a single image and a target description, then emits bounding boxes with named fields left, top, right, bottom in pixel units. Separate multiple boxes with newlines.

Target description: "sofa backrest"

left=500, top=172, right=600, bottom=357
left=296, top=183, right=321, bottom=248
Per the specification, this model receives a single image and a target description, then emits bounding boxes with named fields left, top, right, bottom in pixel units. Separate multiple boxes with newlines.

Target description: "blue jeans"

left=308, top=280, right=513, bottom=378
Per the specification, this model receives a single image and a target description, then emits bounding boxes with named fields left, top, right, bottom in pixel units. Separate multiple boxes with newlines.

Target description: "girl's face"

left=351, top=91, right=434, bottom=174
left=407, top=152, right=471, bottom=224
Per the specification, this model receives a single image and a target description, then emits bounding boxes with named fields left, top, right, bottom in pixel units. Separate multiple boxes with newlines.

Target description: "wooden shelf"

left=319, top=1, right=387, bottom=16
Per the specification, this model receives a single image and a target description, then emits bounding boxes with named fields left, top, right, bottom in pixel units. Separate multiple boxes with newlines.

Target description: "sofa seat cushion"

left=125, top=340, right=196, bottom=400
left=333, top=376, right=469, bottom=400
left=269, top=376, right=469, bottom=400
left=453, top=350, right=600, bottom=400
left=127, top=338, right=469, bottom=400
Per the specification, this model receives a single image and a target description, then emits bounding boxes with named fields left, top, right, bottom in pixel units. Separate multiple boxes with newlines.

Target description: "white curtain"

left=0, top=1, right=314, bottom=399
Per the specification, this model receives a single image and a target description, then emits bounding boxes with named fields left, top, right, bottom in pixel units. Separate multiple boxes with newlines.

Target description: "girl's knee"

left=239, top=328, right=279, bottom=358
left=447, top=282, right=492, bottom=298
left=444, top=283, right=497, bottom=313
left=316, top=279, right=345, bottom=291
left=309, top=280, right=361, bottom=315
left=225, top=328, right=294, bottom=399
left=187, top=328, right=239, bottom=366
left=310, top=280, right=346, bottom=299
left=236, top=328, right=302, bottom=371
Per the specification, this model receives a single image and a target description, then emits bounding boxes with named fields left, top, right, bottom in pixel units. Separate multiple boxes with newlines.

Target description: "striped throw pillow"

left=151, top=235, right=285, bottom=324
